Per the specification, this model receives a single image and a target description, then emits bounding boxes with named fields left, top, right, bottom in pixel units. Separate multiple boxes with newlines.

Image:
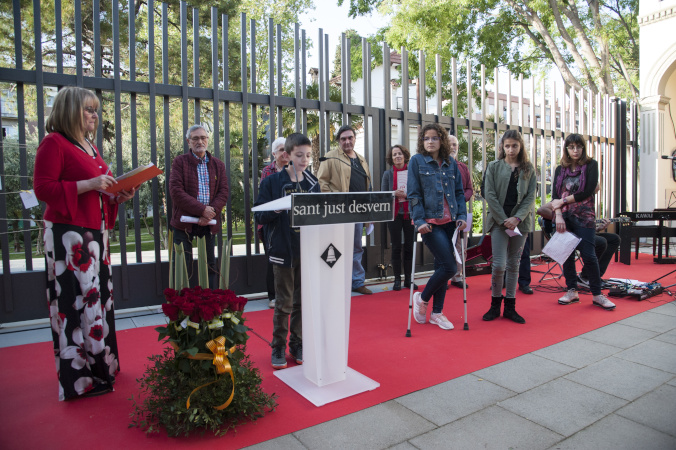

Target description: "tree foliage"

left=338, top=0, right=639, bottom=101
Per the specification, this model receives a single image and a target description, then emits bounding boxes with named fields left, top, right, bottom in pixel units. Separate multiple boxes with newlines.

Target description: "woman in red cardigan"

left=33, top=87, right=137, bottom=401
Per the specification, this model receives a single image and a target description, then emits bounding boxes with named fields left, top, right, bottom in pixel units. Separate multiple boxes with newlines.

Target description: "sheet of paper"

left=180, top=216, right=216, bottom=225
left=396, top=171, right=407, bottom=191
left=20, top=190, right=39, bottom=209
left=541, top=231, right=582, bottom=266
left=505, top=226, right=522, bottom=237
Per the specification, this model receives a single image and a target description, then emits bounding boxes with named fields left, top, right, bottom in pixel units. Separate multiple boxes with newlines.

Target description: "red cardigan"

left=34, top=132, right=118, bottom=230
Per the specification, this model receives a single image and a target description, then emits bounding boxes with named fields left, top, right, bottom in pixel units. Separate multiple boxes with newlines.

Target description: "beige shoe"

left=558, top=289, right=580, bottom=305
left=430, top=312, right=454, bottom=330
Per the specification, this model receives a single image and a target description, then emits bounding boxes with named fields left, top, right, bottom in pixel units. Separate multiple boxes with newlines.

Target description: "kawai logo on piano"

left=635, top=213, right=654, bottom=219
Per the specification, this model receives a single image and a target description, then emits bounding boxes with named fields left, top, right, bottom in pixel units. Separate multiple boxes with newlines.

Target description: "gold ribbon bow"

left=171, top=337, right=236, bottom=411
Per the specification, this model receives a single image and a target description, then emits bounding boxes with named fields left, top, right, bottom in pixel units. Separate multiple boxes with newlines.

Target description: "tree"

left=338, top=0, right=639, bottom=102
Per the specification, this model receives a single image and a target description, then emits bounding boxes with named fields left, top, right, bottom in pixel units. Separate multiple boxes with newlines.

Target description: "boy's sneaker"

left=268, top=298, right=276, bottom=309
left=558, top=289, right=580, bottom=305
left=289, top=343, right=303, bottom=365
left=593, top=294, right=616, bottom=310
left=413, top=292, right=428, bottom=324
left=430, top=312, right=454, bottom=330
left=271, top=347, right=287, bottom=369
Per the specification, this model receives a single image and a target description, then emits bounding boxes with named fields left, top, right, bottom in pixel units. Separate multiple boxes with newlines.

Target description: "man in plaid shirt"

left=169, top=124, right=229, bottom=288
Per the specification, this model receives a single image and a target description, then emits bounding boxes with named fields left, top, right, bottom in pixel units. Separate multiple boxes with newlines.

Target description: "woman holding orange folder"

left=33, top=86, right=137, bottom=400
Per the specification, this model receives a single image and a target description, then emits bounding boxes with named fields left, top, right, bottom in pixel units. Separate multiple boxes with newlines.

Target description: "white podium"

left=252, top=191, right=394, bottom=406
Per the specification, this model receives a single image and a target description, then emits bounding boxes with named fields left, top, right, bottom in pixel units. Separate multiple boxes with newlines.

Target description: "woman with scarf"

left=551, top=134, right=616, bottom=310
left=381, top=145, right=417, bottom=291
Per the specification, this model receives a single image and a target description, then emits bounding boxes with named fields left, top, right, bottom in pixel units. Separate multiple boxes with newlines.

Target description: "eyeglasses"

left=83, top=106, right=98, bottom=116
left=423, top=136, right=440, bottom=142
left=190, top=136, right=209, bottom=142
left=567, top=145, right=583, bottom=151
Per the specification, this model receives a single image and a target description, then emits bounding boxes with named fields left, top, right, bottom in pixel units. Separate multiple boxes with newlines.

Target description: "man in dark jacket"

left=169, top=124, right=229, bottom=288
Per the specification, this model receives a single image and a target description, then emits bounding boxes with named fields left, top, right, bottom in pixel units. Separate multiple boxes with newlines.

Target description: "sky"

left=297, top=2, right=388, bottom=73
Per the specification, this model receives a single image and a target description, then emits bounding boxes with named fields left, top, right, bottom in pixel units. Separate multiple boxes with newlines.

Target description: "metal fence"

left=0, top=0, right=638, bottom=322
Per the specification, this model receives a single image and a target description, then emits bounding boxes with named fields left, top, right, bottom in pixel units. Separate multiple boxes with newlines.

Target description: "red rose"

left=162, top=303, right=180, bottom=321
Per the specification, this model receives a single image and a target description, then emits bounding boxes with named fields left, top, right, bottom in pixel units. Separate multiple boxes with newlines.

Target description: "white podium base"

left=274, top=366, right=380, bottom=407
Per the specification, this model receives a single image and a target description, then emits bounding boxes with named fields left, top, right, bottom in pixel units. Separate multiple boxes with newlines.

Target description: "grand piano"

left=618, top=209, right=676, bottom=264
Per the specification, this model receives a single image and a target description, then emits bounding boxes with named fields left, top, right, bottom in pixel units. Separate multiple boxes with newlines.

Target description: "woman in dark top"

left=381, top=145, right=417, bottom=291
left=551, top=134, right=615, bottom=310
left=482, top=130, right=536, bottom=324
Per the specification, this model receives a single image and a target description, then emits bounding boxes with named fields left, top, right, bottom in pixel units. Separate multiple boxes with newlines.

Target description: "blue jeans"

left=562, top=221, right=602, bottom=295
left=352, top=223, right=366, bottom=289
left=420, top=222, right=457, bottom=314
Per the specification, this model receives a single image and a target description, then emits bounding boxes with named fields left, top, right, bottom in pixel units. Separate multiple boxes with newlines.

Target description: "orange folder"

left=103, top=163, right=163, bottom=195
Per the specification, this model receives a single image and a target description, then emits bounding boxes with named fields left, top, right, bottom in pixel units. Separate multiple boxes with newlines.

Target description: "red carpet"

left=0, top=253, right=673, bottom=449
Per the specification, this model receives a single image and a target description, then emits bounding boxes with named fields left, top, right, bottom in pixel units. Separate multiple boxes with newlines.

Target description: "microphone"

left=288, top=160, right=300, bottom=191
left=319, top=156, right=370, bottom=179
left=661, top=155, right=676, bottom=160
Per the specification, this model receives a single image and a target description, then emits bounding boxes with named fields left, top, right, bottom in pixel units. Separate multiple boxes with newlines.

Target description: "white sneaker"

left=268, top=299, right=276, bottom=309
left=593, top=294, right=616, bottom=310
left=413, top=292, right=427, bottom=324
left=430, top=312, right=454, bottom=330
left=558, top=289, right=580, bottom=305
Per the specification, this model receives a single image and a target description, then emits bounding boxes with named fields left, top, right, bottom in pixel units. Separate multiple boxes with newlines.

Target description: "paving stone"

left=532, top=336, right=621, bottom=369
left=113, top=317, right=136, bottom=331
left=548, top=413, right=676, bottom=450
left=131, top=314, right=168, bottom=327
left=616, top=311, right=676, bottom=333
left=410, top=405, right=563, bottom=450
left=615, top=339, right=676, bottom=374
left=654, top=329, right=676, bottom=345
left=579, top=323, right=658, bottom=349
left=395, top=374, right=515, bottom=426
left=474, top=353, right=575, bottom=393
left=244, top=434, right=306, bottom=450
left=615, top=384, right=676, bottom=437
left=498, top=378, right=627, bottom=437
left=564, top=356, right=673, bottom=401
left=294, top=400, right=435, bottom=449
left=386, top=442, right=418, bottom=450
left=0, top=327, right=51, bottom=348
left=648, top=302, right=676, bottom=317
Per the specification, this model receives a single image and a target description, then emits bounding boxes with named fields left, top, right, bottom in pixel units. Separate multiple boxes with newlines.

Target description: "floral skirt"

left=44, top=221, right=119, bottom=401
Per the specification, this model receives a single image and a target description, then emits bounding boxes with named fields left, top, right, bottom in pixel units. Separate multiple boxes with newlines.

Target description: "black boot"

left=483, top=296, right=503, bottom=321
left=393, top=276, right=401, bottom=291
left=503, top=297, right=525, bottom=324
left=403, top=258, right=418, bottom=290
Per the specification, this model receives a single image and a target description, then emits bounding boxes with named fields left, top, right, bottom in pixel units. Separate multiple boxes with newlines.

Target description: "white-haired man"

left=169, top=124, right=229, bottom=288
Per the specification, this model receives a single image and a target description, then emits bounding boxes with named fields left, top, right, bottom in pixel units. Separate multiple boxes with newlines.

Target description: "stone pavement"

left=1, top=280, right=675, bottom=450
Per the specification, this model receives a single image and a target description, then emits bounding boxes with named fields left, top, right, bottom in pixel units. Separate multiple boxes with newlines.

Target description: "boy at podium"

left=254, top=133, right=321, bottom=369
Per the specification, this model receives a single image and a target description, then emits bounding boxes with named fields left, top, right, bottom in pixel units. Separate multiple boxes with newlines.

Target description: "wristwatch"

left=562, top=197, right=568, bottom=205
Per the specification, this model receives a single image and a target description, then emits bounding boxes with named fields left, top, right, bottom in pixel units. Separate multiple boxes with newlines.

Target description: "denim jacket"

left=406, top=153, right=467, bottom=229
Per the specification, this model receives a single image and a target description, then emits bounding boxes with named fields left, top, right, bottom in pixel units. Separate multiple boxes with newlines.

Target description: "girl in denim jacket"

left=407, top=123, right=468, bottom=330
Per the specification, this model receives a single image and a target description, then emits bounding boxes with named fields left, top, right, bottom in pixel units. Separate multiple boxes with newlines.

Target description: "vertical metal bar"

left=452, top=57, right=457, bottom=136
left=0, top=93, right=12, bottom=304
left=268, top=18, right=275, bottom=142
left=240, top=13, right=251, bottom=256
left=148, top=0, right=162, bottom=294
left=211, top=7, right=223, bottom=263
left=494, top=67, right=499, bottom=158
left=466, top=58, right=473, bottom=228
left=55, top=0, right=63, bottom=74
left=180, top=1, right=189, bottom=154
left=518, top=74, right=524, bottom=129
left=93, top=0, right=102, bottom=151
left=162, top=3, right=173, bottom=223
left=74, top=0, right=83, bottom=86
left=112, top=0, right=129, bottom=300
left=346, top=36, right=352, bottom=118
left=631, top=101, right=638, bottom=211
left=222, top=14, right=232, bottom=240
left=401, top=48, right=409, bottom=147
left=506, top=70, right=511, bottom=127
left=294, top=23, right=301, bottom=131
left=382, top=42, right=391, bottom=150
left=436, top=54, right=442, bottom=119
left=418, top=50, right=425, bottom=115
left=193, top=7, right=200, bottom=124
left=251, top=19, right=259, bottom=253
left=129, top=0, right=141, bottom=263
left=324, top=34, right=330, bottom=150
left=481, top=64, right=486, bottom=226
left=318, top=29, right=325, bottom=155
left=302, top=29, right=308, bottom=135
left=276, top=24, right=283, bottom=137
left=341, top=33, right=348, bottom=125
